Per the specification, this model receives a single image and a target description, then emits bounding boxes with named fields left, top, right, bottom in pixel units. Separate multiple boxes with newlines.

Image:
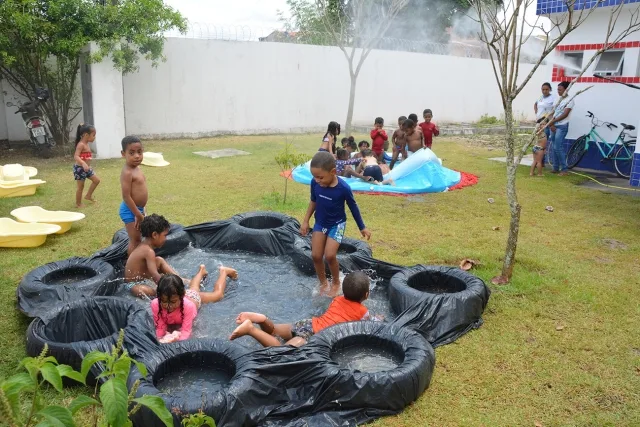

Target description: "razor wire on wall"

left=165, top=23, right=491, bottom=59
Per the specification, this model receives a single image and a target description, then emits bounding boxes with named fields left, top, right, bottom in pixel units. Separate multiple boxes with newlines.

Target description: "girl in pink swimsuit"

left=73, top=123, right=101, bottom=207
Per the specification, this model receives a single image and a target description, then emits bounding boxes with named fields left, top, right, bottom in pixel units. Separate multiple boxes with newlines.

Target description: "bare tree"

left=468, top=0, right=640, bottom=284
left=316, top=0, right=409, bottom=135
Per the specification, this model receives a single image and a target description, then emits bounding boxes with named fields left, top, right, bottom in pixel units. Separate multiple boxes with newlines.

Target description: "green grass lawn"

left=1, top=135, right=639, bottom=426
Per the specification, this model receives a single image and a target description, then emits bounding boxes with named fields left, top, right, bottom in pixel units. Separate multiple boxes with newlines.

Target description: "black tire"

left=613, top=143, right=635, bottom=179
left=567, top=135, right=588, bottom=169
left=389, top=265, right=490, bottom=346
left=111, top=223, right=191, bottom=257
left=291, top=235, right=373, bottom=276
left=307, top=321, right=435, bottom=412
left=26, top=297, right=154, bottom=384
left=17, top=257, right=117, bottom=317
left=128, top=338, right=247, bottom=427
left=199, top=211, right=301, bottom=256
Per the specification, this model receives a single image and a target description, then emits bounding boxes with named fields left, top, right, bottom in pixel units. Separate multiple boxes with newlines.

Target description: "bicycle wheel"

left=567, top=135, right=588, bottom=169
left=613, top=143, right=635, bottom=179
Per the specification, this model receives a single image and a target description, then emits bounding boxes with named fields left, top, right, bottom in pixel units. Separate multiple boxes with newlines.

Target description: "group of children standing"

left=71, top=126, right=380, bottom=347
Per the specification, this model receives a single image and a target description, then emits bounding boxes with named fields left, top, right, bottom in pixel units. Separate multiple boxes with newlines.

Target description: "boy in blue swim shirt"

left=301, top=151, right=371, bottom=296
left=119, top=136, right=148, bottom=255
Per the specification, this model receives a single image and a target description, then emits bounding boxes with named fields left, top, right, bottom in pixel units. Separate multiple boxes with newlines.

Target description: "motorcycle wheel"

left=34, top=136, right=53, bottom=158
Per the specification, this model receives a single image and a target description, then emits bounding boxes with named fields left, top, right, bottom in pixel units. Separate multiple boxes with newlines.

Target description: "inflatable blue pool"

left=292, top=148, right=461, bottom=194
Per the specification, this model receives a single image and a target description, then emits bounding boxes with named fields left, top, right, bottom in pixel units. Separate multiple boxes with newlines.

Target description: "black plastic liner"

left=26, top=297, right=155, bottom=382
left=129, top=323, right=434, bottom=427
left=112, top=223, right=191, bottom=257
left=389, top=265, right=491, bottom=347
left=20, top=211, right=490, bottom=425
left=185, top=212, right=300, bottom=256
left=17, top=257, right=118, bottom=317
left=128, top=338, right=248, bottom=426
left=290, top=235, right=373, bottom=276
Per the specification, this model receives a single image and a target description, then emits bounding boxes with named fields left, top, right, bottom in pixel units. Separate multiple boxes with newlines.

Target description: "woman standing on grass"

left=547, top=81, right=574, bottom=176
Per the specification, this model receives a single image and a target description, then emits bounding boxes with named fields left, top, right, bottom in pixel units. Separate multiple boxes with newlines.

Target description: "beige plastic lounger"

left=0, top=218, right=61, bottom=248
left=11, top=206, right=85, bottom=234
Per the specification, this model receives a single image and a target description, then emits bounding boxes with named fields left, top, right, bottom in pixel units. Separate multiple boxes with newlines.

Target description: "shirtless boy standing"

left=390, top=115, right=407, bottom=169
left=124, top=214, right=237, bottom=298
left=402, top=119, right=425, bottom=156
left=120, top=136, right=148, bottom=255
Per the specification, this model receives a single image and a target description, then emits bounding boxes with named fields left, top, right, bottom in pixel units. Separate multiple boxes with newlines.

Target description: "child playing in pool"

left=354, top=140, right=370, bottom=158
left=419, top=109, right=440, bottom=150
left=300, top=152, right=371, bottom=295
left=370, top=117, right=388, bottom=162
left=230, top=271, right=376, bottom=347
left=73, top=123, right=100, bottom=207
left=390, top=116, right=407, bottom=170
left=336, top=148, right=368, bottom=180
left=403, top=119, right=425, bottom=156
left=361, top=149, right=394, bottom=186
left=120, top=135, right=147, bottom=255
left=153, top=269, right=237, bottom=343
left=124, top=214, right=237, bottom=298
left=319, top=121, right=341, bottom=155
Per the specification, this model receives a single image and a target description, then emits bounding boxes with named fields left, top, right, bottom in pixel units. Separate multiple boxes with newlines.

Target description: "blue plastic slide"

left=291, top=149, right=461, bottom=194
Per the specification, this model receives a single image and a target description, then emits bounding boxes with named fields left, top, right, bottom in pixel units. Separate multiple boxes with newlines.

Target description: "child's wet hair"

left=361, top=148, right=373, bottom=157
left=140, top=214, right=170, bottom=238
left=408, top=113, right=418, bottom=122
left=75, top=123, right=95, bottom=146
left=375, top=117, right=384, bottom=126
left=347, top=140, right=358, bottom=151
left=342, top=271, right=370, bottom=302
left=358, top=140, right=370, bottom=149
left=348, top=136, right=355, bottom=143
left=156, top=274, right=185, bottom=324
left=336, top=148, right=349, bottom=160
left=341, top=137, right=349, bottom=146
left=398, top=115, right=407, bottom=124
left=403, top=119, right=416, bottom=128
left=121, top=135, right=142, bottom=151
left=423, top=109, right=433, bottom=116
left=326, top=121, right=341, bottom=136
left=310, top=151, right=336, bottom=171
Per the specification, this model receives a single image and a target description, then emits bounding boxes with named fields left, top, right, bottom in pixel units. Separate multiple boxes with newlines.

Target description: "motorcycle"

left=5, top=87, right=56, bottom=157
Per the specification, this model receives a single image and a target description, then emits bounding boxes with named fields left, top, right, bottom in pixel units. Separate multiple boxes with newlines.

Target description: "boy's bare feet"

left=84, top=195, right=97, bottom=202
left=230, top=319, right=254, bottom=340
left=76, top=203, right=84, bottom=208
left=236, top=312, right=267, bottom=324
left=220, top=266, right=238, bottom=280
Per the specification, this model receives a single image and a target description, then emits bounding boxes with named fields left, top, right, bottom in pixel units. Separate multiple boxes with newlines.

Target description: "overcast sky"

left=163, top=0, right=290, bottom=30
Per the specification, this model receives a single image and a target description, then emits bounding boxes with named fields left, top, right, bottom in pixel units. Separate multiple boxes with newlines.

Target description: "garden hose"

left=569, top=170, right=640, bottom=192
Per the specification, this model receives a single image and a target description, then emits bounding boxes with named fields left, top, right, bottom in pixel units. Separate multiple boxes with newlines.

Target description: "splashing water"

left=117, top=247, right=395, bottom=349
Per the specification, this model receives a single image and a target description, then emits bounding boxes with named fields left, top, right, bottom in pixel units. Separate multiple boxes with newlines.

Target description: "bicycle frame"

left=583, top=124, right=634, bottom=160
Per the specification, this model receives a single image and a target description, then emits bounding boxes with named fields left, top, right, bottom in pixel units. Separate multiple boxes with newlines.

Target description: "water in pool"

left=332, top=346, right=403, bottom=373
left=121, top=246, right=395, bottom=348
left=156, top=366, right=231, bottom=395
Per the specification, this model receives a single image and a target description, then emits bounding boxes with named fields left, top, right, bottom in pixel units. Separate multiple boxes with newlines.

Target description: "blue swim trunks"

left=313, top=221, right=346, bottom=244
left=119, top=201, right=145, bottom=225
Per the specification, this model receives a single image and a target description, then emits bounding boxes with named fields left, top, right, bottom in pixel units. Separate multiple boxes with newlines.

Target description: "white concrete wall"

left=88, top=43, right=125, bottom=158
left=123, top=38, right=550, bottom=138
left=549, top=6, right=640, bottom=146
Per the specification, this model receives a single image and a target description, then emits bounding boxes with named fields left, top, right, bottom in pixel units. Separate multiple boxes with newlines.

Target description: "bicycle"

left=566, top=111, right=636, bottom=178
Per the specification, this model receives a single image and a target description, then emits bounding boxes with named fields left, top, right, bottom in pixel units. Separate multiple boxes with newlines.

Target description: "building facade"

left=538, top=0, right=640, bottom=185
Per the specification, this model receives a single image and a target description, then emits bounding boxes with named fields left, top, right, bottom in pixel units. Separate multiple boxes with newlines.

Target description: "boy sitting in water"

left=230, top=271, right=379, bottom=347
left=361, top=149, right=394, bottom=185
left=124, top=214, right=237, bottom=298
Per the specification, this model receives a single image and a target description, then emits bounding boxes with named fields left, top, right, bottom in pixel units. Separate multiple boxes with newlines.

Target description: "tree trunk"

left=345, top=72, right=357, bottom=136
left=501, top=101, right=521, bottom=281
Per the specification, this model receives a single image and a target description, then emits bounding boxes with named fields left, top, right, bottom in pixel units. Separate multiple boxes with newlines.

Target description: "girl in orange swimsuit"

left=73, top=123, right=100, bottom=207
